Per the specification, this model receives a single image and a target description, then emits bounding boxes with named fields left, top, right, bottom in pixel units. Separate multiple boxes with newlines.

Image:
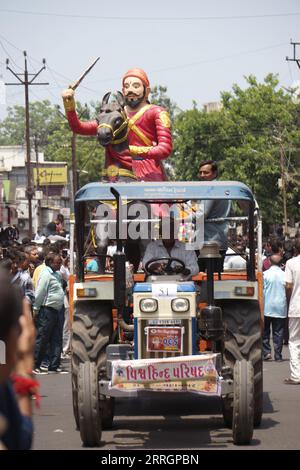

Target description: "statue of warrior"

left=62, top=67, right=172, bottom=182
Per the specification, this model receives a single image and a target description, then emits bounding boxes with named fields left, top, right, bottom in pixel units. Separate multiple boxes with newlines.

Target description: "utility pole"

left=34, top=134, right=42, bottom=232
left=5, top=51, right=48, bottom=239
left=71, top=132, right=79, bottom=196
left=34, top=135, right=40, bottom=190
left=286, top=39, right=300, bottom=70
left=279, top=143, right=288, bottom=236
left=274, top=131, right=288, bottom=236
left=56, top=104, right=87, bottom=199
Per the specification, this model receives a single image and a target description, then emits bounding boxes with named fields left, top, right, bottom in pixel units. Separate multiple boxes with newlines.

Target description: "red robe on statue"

left=64, top=102, right=172, bottom=182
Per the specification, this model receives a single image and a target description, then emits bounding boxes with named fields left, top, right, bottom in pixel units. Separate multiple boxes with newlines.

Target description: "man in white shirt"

left=284, top=239, right=300, bottom=385
left=224, top=245, right=247, bottom=271
left=142, top=217, right=199, bottom=277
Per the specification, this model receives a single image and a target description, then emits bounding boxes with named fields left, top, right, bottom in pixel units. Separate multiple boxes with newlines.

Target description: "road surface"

left=32, top=346, right=300, bottom=450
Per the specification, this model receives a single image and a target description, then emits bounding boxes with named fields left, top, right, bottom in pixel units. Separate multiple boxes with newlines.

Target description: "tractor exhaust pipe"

left=197, top=241, right=224, bottom=341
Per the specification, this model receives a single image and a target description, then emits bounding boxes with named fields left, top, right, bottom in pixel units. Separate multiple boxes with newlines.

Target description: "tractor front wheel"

left=78, top=361, right=102, bottom=447
left=232, top=359, right=254, bottom=445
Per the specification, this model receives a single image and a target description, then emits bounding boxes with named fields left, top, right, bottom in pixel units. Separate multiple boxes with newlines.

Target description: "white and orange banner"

left=110, top=354, right=221, bottom=395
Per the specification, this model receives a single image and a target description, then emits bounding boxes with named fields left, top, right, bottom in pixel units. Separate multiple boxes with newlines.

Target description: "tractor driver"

left=142, top=217, right=199, bottom=278
left=62, top=67, right=172, bottom=182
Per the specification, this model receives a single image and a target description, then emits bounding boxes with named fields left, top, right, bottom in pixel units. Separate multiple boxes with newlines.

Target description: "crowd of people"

left=262, top=237, right=300, bottom=385
left=0, top=215, right=71, bottom=448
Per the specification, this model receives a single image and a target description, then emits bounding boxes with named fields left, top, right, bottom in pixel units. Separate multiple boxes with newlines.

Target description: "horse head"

left=96, top=91, right=128, bottom=149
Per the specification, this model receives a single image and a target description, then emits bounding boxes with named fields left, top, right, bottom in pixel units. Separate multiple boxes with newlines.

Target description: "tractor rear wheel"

left=219, top=300, right=263, bottom=428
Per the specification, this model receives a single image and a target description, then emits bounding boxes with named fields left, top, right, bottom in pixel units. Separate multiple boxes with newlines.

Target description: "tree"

left=0, top=100, right=60, bottom=147
left=172, top=105, right=228, bottom=180
left=150, top=85, right=180, bottom=121
left=150, top=85, right=179, bottom=179
left=172, top=74, right=300, bottom=226
left=0, top=99, right=105, bottom=186
left=44, top=101, right=105, bottom=187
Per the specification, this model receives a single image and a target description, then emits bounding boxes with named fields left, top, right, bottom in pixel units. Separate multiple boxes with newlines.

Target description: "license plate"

left=146, top=327, right=183, bottom=353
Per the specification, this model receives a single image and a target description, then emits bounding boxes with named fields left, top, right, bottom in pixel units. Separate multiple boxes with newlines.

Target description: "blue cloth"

left=86, top=259, right=99, bottom=272
left=0, top=380, right=33, bottom=450
left=263, top=265, right=287, bottom=318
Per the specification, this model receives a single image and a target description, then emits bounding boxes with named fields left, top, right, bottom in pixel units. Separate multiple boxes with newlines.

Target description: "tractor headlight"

left=140, top=298, right=158, bottom=313
left=171, top=298, right=190, bottom=312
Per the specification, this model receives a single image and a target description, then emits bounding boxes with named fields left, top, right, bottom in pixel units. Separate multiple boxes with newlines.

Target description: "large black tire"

left=71, top=300, right=113, bottom=429
left=232, top=360, right=254, bottom=445
left=78, top=362, right=102, bottom=447
left=219, top=300, right=263, bottom=428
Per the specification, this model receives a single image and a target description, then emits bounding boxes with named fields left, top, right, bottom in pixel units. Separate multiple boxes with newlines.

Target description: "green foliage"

left=172, top=74, right=300, bottom=225
left=0, top=99, right=105, bottom=185
left=44, top=104, right=105, bottom=187
left=0, top=100, right=60, bottom=147
left=150, top=85, right=180, bottom=179
left=1, top=79, right=299, bottom=226
left=150, top=85, right=180, bottom=121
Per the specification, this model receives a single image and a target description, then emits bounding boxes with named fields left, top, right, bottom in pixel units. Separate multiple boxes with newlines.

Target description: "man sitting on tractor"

left=142, top=217, right=199, bottom=277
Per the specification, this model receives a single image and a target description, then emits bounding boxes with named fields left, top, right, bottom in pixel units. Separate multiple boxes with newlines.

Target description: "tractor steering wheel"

left=145, top=257, right=186, bottom=275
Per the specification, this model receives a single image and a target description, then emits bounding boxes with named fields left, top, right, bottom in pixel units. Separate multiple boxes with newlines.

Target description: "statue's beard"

left=125, top=95, right=144, bottom=109
left=125, top=88, right=146, bottom=109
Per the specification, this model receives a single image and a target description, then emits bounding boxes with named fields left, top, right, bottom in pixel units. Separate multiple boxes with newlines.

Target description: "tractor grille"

left=139, top=319, right=191, bottom=359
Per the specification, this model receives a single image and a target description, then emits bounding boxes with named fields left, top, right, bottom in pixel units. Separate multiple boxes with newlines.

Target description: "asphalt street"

left=32, top=346, right=300, bottom=450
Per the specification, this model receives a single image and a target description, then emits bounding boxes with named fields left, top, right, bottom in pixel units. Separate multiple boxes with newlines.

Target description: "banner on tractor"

left=110, top=354, right=221, bottom=396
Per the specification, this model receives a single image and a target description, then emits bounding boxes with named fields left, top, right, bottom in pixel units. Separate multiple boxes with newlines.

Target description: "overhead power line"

left=0, top=32, right=288, bottom=89
left=0, top=38, right=23, bottom=71
left=0, top=9, right=300, bottom=21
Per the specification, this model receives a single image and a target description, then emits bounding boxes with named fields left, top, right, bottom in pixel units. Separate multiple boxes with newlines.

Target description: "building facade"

left=0, top=145, right=70, bottom=238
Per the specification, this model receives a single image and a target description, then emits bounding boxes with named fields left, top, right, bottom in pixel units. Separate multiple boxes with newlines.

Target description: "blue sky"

left=0, top=0, right=299, bottom=118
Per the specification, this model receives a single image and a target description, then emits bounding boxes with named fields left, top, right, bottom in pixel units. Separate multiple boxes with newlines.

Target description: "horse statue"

left=88, top=91, right=144, bottom=272
left=96, top=91, right=135, bottom=183
left=97, top=91, right=128, bottom=151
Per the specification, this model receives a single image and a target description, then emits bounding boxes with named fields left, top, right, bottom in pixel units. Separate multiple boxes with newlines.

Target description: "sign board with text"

left=110, top=354, right=221, bottom=396
left=33, top=167, right=67, bottom=185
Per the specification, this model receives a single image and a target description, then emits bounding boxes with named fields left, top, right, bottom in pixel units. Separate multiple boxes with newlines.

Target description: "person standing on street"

left=263, top=254, right=287, bottom=361
left=284, top=239, right=300, bottom=384
left=33, top=253, right=65, bottom=374
left=263, top=241, right=284, bottom=271
left=0, top=271, right=36, bottom=449
left=10, top=251, right=35, bottom=307
left=60, top=255, right=71, bottom=357
left=196, top=160, right=231, bottom=273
